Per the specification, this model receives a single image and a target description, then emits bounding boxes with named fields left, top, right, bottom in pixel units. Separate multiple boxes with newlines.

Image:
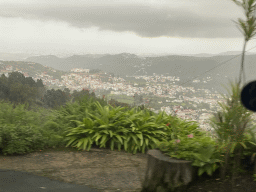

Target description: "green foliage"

left=231, top=0, right=256, bottom=42
left=0, top=72, right=41, bottom=107
left=238, top=128, right=256, bottom=161
left=205, top=76, right=256, bottom=180
left=0, top=91, right=223, bottom=179
left=0, top=71, right=105, bottom=112
left=62, top=101, right=169, bottom=154
left=0, top=102, right=57, bottom=155
left=42, top=89, right=68, bottom=110
left=0, top=124, right=47, bottom=155
left=192, top=145, right=222, bottom=176
left=1, top=75, right=255, bottom=181
left=108, top=98, right=131, bottom=109
left=155, top=131, right=222, bottom=176
left=253, top=174, right=256, bottom=181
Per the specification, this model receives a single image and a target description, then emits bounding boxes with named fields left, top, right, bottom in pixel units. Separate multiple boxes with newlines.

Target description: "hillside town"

left=1, top=65, right=256, bottom=139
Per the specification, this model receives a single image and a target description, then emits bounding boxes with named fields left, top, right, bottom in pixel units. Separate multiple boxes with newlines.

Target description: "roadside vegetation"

left=1, top=76, right=256, bottom=191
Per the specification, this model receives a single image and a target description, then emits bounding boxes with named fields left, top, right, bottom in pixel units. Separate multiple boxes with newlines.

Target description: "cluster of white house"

left=1, top=66, right=256, bottom=139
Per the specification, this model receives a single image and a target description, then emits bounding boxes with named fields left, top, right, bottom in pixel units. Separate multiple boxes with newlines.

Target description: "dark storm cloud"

left=0, top=1, right=244, bottom=38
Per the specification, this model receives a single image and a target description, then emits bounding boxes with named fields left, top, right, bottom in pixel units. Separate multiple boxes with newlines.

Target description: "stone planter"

left=141, top=148, right=198, bottom=192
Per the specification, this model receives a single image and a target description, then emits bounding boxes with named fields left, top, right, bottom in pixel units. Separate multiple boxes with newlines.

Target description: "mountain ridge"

left=17, top=52, right=256, bottom=96
left=1, top=51, right=256, bottom=96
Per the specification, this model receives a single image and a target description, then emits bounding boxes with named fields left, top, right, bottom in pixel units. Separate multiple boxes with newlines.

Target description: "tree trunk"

left=220, top=142, right=232, bottom=180
left=231, top=145, right=243, bottom=191
left=238, top=39, right=247, bottom=88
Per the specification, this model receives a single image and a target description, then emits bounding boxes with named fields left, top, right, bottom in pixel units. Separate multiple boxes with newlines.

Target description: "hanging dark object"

left=241, top=80, right=256, bottom=112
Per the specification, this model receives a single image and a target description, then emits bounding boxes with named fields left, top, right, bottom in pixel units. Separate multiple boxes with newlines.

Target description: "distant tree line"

left=89, top=68, right=102, bottom=74
left=0, top=71, right=142, bottom=112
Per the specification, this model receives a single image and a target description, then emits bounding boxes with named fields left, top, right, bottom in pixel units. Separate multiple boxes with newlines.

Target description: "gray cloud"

left=0, top=1, right=245, bottom=38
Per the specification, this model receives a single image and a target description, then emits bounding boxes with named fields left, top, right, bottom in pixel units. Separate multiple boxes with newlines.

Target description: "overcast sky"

left=1, top=0, right=256, bottom=56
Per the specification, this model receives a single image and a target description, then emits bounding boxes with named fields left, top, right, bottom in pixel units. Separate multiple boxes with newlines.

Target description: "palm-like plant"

left=207, top=77, right=256, bottom=182
left=231, top=0, right=256, bottom=88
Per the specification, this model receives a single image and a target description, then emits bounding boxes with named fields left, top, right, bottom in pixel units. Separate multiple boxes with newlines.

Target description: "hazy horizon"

left=1, top=50, right=256, bottom=59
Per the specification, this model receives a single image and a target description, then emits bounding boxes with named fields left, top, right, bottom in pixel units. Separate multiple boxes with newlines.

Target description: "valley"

left=1, top=53, right=256, bottom=139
